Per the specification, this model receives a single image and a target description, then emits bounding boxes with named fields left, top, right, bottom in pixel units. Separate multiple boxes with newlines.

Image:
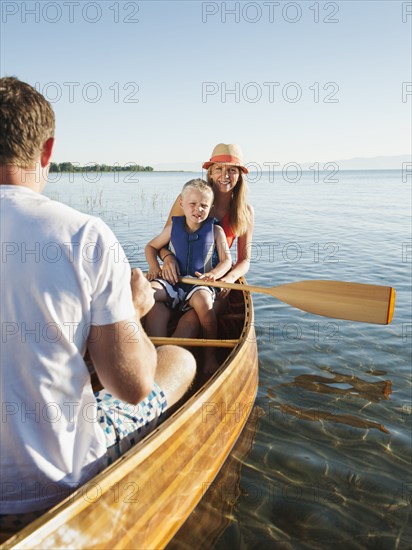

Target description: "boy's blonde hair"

left=181, top=178, right=214, bottom=201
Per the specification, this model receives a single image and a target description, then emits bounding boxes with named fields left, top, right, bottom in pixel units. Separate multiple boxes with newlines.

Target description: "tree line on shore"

left=49, top=162, right=153, bottom=172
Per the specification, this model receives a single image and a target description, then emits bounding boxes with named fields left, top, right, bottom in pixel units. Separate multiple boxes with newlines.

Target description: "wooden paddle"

left=179, top=277, right=396, bottom=325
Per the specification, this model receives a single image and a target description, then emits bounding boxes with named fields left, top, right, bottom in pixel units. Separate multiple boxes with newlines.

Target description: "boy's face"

left=180, top=189, right=213, bottom=225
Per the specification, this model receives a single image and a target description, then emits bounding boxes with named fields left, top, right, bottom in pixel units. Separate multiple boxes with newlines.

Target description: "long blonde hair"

left=207, top=167, right=252, bottom=236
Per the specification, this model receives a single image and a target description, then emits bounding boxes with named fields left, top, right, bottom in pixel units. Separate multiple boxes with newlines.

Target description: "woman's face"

left=209, top=163, right=240, bottom=194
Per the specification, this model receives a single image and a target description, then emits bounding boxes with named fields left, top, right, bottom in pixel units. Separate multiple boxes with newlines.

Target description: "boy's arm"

left=195, top=225, right=232, bottom=281
left=145, top=226, right=172, bottom=281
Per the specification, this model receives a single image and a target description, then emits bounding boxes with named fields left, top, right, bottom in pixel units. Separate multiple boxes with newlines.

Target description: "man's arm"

left=87, top=269, right=157, bottom=404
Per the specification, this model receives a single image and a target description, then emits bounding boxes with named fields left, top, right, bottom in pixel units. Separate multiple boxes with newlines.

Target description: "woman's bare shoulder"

left=164, top=195, right=182, bottom=227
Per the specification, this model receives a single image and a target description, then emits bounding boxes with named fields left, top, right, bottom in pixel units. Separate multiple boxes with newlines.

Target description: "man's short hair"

left=0, top=76, right=55, bottom=168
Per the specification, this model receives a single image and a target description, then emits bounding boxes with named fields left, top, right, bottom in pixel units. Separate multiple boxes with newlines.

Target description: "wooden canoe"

left=1, top=279, right=258, bottom=549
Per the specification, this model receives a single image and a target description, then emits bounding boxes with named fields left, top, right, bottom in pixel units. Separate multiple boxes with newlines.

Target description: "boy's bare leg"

left=172, top=296, right=227, bottom=339
left=172, top=308, right=200, bottom=338
left=145, top=283, right=171, bottom=336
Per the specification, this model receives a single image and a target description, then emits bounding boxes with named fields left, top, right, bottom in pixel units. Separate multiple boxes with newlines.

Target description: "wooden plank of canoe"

left=150, top=337, right=238, bottom=348
left=3, top=287, right=258, bottom=549
left=168, top=405, right=265, bottom=548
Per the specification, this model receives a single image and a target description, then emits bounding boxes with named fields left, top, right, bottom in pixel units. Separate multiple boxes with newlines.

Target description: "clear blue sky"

left=1, top=0, right=411, bottom=168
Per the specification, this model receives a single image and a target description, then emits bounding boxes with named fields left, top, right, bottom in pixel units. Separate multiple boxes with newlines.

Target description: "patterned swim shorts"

left=0, top=386, right=167, bottom=535
left=95, top=383, right=167, bottom=463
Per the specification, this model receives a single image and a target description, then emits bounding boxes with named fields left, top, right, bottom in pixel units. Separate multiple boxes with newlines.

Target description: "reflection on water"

left=279, top=404, right=390, bottom=434
left=271, top=371, right=393, bottom=434
left=277, top=372, right=392, bottom=403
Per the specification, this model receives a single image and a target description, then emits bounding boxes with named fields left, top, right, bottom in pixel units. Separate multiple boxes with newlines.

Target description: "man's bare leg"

left=155, top=345, right=196, bottom=407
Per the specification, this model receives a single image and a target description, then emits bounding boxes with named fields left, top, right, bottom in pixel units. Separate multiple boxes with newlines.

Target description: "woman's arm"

left=221, top=204, right=254, bottom=283
left=145, top=226, right=172, bottom=281
left=158, top=196, right=182, bottom=284
left=164, top=196, right=182, bottom=227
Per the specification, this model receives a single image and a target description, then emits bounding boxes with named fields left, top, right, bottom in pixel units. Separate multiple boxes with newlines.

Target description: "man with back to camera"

left=0, top=76, right=196, bottom=535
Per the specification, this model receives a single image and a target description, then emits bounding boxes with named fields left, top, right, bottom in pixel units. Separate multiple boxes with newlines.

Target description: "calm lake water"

left=45, top=169, right=411, bottom=549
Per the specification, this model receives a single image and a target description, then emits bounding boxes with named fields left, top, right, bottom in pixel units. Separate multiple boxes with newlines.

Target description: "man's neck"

left=0, top=163, right=47, bottom=193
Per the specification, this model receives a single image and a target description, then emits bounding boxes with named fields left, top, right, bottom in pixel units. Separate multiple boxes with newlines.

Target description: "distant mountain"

left=152, top=162, right=200, bottom=172
left=153, top=155, right=411, bottom=172
left=301, top=155, right=411, bottom=171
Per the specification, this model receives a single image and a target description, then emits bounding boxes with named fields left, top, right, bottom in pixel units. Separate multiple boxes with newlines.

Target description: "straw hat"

left=202, top=143, right=248, bottom=174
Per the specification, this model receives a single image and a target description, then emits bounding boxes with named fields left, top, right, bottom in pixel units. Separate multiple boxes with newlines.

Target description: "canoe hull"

left=2, top=284, right=258, bottom=549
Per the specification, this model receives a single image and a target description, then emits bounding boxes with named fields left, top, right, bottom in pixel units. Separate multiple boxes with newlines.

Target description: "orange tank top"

left=219, top=210, right=236, bottom=248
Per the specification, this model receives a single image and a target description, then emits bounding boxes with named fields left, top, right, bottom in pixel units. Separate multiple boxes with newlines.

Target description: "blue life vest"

left=170, top=216, right=216, bottom=276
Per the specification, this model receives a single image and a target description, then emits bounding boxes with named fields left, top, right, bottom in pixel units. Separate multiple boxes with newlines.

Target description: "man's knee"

left=155, top=346, right=196, bottom=406
left=168, top=346, right=195, bottom=379
left=157, top=345, right=196, bottom=383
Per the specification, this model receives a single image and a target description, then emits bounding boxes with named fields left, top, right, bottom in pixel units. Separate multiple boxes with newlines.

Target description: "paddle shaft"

left=180, top=277, right=270, bottom=295
left=179, top=277, right=395, bottom=325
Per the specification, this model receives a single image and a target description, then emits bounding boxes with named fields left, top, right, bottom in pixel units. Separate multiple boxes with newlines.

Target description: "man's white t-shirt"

left=0, top=185, right=136, bottom=514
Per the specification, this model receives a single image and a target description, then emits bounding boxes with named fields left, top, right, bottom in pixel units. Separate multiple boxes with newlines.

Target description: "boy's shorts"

left=154, top=278, right=216, bottom=312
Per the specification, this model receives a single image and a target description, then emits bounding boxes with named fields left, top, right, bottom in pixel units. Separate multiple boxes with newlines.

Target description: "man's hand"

left=131, top=268, right=155, bottom=318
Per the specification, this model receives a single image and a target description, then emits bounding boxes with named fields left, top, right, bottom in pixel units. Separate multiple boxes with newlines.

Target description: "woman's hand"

left=219, top=273, right=237, bottom=284
left=146, top=267, right=162, bottom=281
left=216, top=273, right=238, bottom=299
left=195, top=271, right=216, bottom=282
left=195, top=271, right=233, bottom=299
left=161, top=254, right=180, bottom=285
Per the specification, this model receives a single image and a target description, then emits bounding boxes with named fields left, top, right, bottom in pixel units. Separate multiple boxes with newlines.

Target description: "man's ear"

left=40, top=137, right=55, bottom=168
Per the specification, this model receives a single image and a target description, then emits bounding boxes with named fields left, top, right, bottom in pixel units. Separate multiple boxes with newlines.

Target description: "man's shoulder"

left=1, top=185, right=110, bottom=236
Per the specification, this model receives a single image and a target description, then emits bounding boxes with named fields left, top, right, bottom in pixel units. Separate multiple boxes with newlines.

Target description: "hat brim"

left=202, top=161, right=248, bottom=174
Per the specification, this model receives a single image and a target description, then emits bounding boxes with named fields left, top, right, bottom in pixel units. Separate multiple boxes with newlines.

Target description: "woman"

left=146, top=143, right=254, bottom=338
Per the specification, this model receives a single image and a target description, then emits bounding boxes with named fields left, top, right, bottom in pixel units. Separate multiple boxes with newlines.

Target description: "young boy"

left=145, top=179, right=232, bottom=374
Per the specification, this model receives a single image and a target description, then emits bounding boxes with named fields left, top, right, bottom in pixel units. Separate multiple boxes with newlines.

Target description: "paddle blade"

left=178, top=276, right=396, bottom=324
left=271, top=280, right=396, bottom=325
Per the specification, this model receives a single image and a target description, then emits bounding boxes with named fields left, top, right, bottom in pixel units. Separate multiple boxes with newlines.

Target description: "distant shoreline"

left=50, top=169, right=187, bottom=173
left=48, top=168, right=407, bottom=174
left=49, top=162, right=154, bottom=173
